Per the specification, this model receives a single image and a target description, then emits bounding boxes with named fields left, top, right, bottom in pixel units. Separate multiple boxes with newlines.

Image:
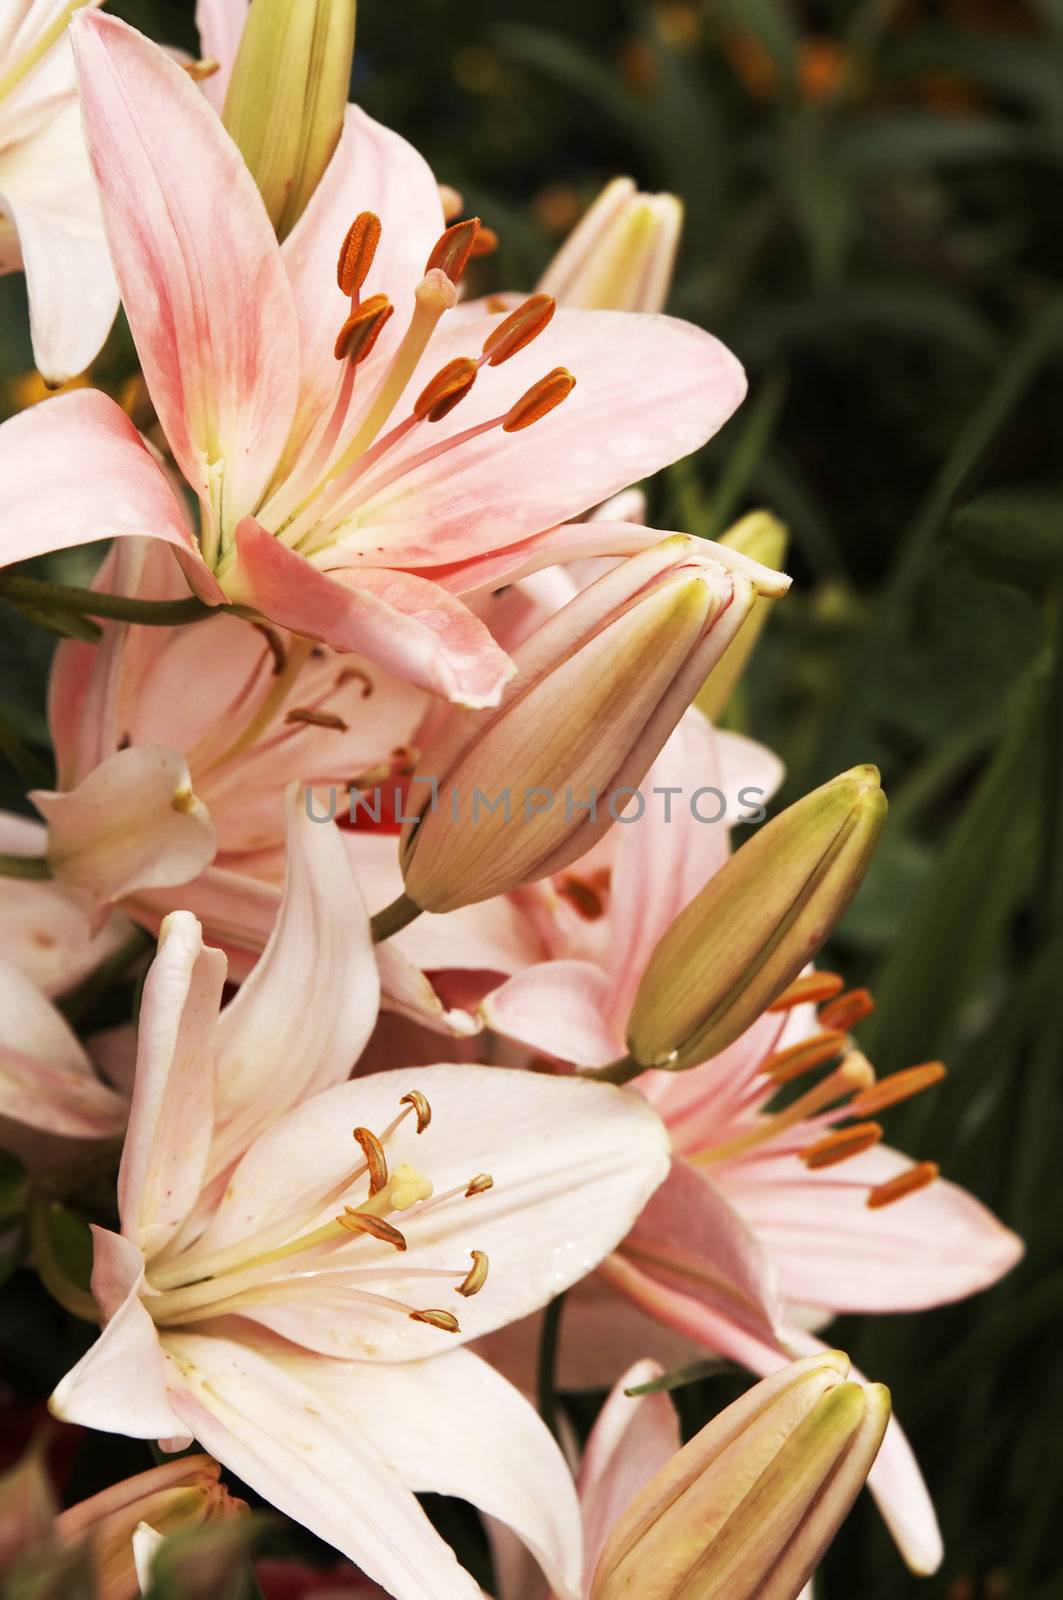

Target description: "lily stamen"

left=768, top=971, right=845, bottom=1010
left=353, top=1126, right=389, bottom=1194
left=801, top=1122, right=884, bottom=1170
left=867, top=1161, right=940, bottom=1209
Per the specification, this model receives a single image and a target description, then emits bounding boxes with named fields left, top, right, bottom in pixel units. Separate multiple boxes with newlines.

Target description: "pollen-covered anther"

left=335, top=666, right=374, bottom=697
left=334, top=294, right=394, bottom=363
left=182, top=58, right=220, bottom=81
left=819, top=987, right=875, bottom=1031
left=400, top=1090, right=432, bottom=1134
left=337, top=211, right=383, bottom=296
left=413, top=357, right=479, bottom=423
left=801, top=1121, right=883, bottom=1170
left=482, top=294, right=556, bottom=367
left=867, top=1160, right=939, bottom=1209
left=353, top=1127, right=388, bottom=1195
left=762, top=1028, right=847, bottom=1085
left=848, top=1061, right=947, bottom=1117
left=457, top=1250, right=489, bottom=1297
left=502, top=368, right=576, bottom=433
left=424, top=218, right=481, bottom=284
left=284, top=707, right=349, bottom=731
left=336, top=1209, right=407, bottom=1250
left=768, top=971, right=845, bottom=1011
left=465, top=1173, right=493, bottom=1197
left=410, top=1308, right=461, bottom=1332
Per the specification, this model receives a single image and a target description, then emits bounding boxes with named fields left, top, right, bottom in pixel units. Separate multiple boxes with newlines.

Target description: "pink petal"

left=328, top=312, right=745, bottom=569
left=207, top=792, right=380, bottom=1178
left=185, top=1063, right=670, bottom=1361
left=0, top=389, right=199, bottom=569
left=282, top=1345, right=584, bottom=1600
left=194, top=0, right=248, bottom=112
left=578, top=1360, right=680, bottom=1590
left=50, top=1228, right=187, bottom=1441
left=0, top=102, right=119, bottom=383
left=0, top=813, right=131, bottom=996
left=281, top=106, right=444, bottom=452
left=119, top=912, right=226, bottom=1257
left=621, top=1157, right=784, bottom=1345
left=31, top=744, right=218, bottom=909
left=71, top=10, right=300, bottom=536
left=480, top=961, right=622, bottom=1067
left=231, top=517, right=515, bottom=706
left=722, top=1143, right=1023, bottom=1311
left=162, top=1330, right=484, bottom=1600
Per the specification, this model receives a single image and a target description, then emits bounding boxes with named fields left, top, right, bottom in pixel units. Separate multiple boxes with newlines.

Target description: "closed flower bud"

left=222, top=0, right=357, bottom=238
left=590, top=1353, right=889, bottom=1600
left=697, top=511, right=789, bottom=721
left=396, top=538, right=786, bottom=916
left=538, top=176, right=683, bottom=312
left=626, top=766, right=886, bottom=1071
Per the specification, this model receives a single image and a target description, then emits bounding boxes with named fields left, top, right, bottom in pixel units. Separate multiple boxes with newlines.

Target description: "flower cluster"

left=0, top=4, right=1021, bottom=1599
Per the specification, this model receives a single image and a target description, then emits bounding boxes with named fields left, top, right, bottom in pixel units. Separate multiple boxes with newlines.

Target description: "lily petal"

left=50, top=1228, right=187, bottom=1441
left=71, top=10, right=300, bottom=540
left=163, top=1330, right=484, bottom=1600
left=32, top=744, right=218, bottom=909
left=231, top=517, right=515, bottom=706
left=194, top=0, right=248, bottom=112
left=578, top=1360, right=680, bottom=1590
left=283, top=1344, right=584, bottom=1600
left=480, top=960, right=621, bottom=1067
left=207, top=792, right=380, bottom=1177
left=0, top=389, right=198, bottom=569
left=118, top=912, right=226, bottom=1257
left=186, top=1063, right=670, bottom=1361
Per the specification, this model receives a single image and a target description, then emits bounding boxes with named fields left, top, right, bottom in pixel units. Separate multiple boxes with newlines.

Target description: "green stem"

left=370, top=892, right=423, bottom=943
left=536, top=1292, right=566, bottom=1444
left=577, top=1053, right=643, bottom=1086
left=0, top=852, right=52, bottom=880
left=0, top=572, right=216, bottom=627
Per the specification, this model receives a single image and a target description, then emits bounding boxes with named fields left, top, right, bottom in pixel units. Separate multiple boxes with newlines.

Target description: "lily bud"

left=698, top=511, right=789, bottom=721
left=590, top=1353, right=889, bottom=1600
left=538, top=176, right=683, bottom=312
left=222, top=0, right=357, bottom=238
left=398, top=538, right=782, bottom=913
left=626, top=766, right=886, bottom=1070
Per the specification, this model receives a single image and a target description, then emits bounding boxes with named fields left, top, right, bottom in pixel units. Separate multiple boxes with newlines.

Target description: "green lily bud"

left=697, top=511, right=789, bottom=722
left=590, top=1352, right=889, bottom=1600
left=626, top=766, right=885, bottom=1071
left=223, top=0, right=357, bottom=239
left=537, top=176, right=683, bottom=312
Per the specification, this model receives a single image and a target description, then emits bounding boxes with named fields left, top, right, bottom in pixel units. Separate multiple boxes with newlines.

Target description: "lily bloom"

left=0, top=0, right=119, bottom=382
left=48, top=825, right=671, bottom=1600
left=459, top=713, right=1022, bottom=1577
left=0, top=11, right=746, bottom=707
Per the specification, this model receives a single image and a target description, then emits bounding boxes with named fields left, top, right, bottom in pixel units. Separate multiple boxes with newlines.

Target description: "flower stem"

left=536, top=1291, right=566, bottom=1443
left=370, top=892, right=423, bottom=943
left=0, top=852, right=52, bottom=880
left=577, top=1053, right=643, bottom=1086
left=0, top=572, right=216, bottom=627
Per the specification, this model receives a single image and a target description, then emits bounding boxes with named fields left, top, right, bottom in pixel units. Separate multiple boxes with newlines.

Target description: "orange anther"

left=337, top=212, right=382, bottom=295
left=819, top=987, right=875, bottom=1032
left=849, top=1062, right=947, bottom=1117
left=502, top=368, right=576, bottom=432
left=284, top=707, right=348, bottom=731
left=762, top=1029, right=848, bottom=1085
left=425, top=218, right=480, bottom=283
left=867, top=1160, right=939, bottom=1209
left=410, top=1308, right=461, bottom=1332
left=768, top=972, right=845, bottom=1011
left=413, top=357, right=479, bottom=422
left=458, top=1250, right=489, bottom=1297
left=336, top=1210, right=407, bottom=1250
left=482, top=294, right=556, bottom=366
left=334, top=294, right=393, bottom=363
left=801, top=1121, right=883, bottom=1170
left=400, top=1090, right=432, bottom=1133
left=353, top=1127, right=388, bottom=1194
left=465, top=1173, right=493, bottom=1197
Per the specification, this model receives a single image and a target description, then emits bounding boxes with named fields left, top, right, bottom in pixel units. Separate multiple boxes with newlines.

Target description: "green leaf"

left=624, top=1357, right=736, bottom=1397
left=27, top=1200, right=97, bottom=1322
left=0, top=1150, right=28, bottom=1222
left=952, top=488, right=1063, bottom=579
left=143, top=1515, right=270, bottom=1600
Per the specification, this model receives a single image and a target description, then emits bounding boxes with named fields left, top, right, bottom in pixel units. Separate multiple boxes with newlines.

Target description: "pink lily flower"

left=0, top=10, right=746, bottom=707
left=0, top=1, right=119, bottom=382
left=48, top=813, right=671, bottom=1600
left=453, top=712, right=1023, bottom=1577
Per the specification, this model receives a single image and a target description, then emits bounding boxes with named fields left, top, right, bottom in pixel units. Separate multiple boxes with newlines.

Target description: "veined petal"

left=32, top=745, right=218, bottom=908
left=70, top=10, right=300, bottom=541
left=0, top=100, right=119, bottom=383
left=185, top=1064, right=670, bottom=1361
left=163, top=1331, right=484, bottom=1600
left=480, top=961, right=621, bottom=1068
left=0, top=389, right=199, bottom=569
left=332, top=310, right=746, bottom=568
left=281, top=106, right=444, bottom=453
left=578, top=1360, right=680, bottom=1591
left=119, top=912, right=226, bottom=1258
left=230, top=518, right=515, bottom=706
left=723, top=1143, right=1023, bottom=1311
left=208, top=792, right=380, bottom=1178
left=50, top=1229, right=187, bottom=1441
left=282, top=1345, right=584, bottom=1600
left=194, top=0, right=248, bottom=112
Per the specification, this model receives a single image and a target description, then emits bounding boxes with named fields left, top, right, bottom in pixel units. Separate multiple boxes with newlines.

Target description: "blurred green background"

left=3, top=1, right=1063, bottom=1596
